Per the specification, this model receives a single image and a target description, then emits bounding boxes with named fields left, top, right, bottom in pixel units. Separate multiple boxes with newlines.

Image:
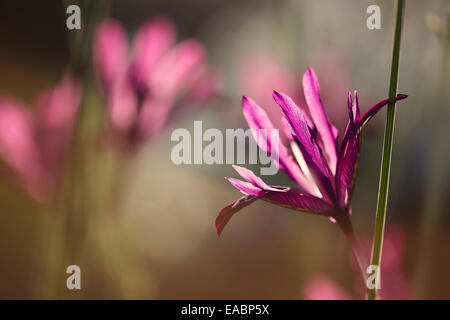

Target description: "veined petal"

left=93, top=19, right=129, bottom=91
left=272, top=90, right=334, bottom=199
left=302, top=67, right=337, bottom=173
left=358, top=94, right=408, bottom=127
left=241, top=96, right=316, bottom=195
left=261, top=189, right=334, bottom=215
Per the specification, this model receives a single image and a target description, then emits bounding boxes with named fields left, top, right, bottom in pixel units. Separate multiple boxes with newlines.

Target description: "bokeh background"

left=0, top=0, right=449, bottom=299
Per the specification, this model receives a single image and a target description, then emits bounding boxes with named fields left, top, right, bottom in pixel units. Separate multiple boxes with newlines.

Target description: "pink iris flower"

left=0, top=75, right=81, bottom=200
left=216, top=67, right=407, bottom=243
left=94, top=17, right=219, bottom=149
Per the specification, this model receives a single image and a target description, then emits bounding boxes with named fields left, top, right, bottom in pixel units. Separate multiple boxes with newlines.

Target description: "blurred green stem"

left=366, top=0, right=405, bottom=300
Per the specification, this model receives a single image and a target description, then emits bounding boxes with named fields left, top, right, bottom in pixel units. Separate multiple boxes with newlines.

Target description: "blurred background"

left=0, top=0, right=449, bottom=299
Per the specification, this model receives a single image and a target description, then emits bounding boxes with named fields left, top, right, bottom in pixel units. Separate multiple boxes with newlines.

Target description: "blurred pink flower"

left=0, top=75, right=81, bottom=201
left=303, top=228, right=411, bottom=300
left=94, top=17, right=220, bottom=149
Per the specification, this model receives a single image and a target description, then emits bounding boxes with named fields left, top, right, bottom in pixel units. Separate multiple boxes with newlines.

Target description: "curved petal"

left=302, top=67, right=337, bottom=173
left=216, top=195, right=258, bottom=235
left=216, top=187, right=334, bottom=235
left=93, top=19, right=129, bottom=91
left=358, top=94, right=408, bottom=127
left=241, top=96, right=315, bottom=195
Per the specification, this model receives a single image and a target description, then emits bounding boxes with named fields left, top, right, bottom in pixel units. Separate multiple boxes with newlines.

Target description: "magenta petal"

left=216, top=196, right=258, bottom=235
left=231, top=165, right=280, bottom=192
left=358, top=94, right=408, bottom=127
left=302, top=67, right=337, bottom=172
left=241, top=96, right=315, bottom=195
left=93, top=19, right=128, bottom=91
left=335, top=127, right=360, bottom=208
left=352, top=91, right=360, bottom=122
left=226, top=177, right=267, bottom=196
left=272, top=91, right=331, bottom=179
left=262, top=189, right=334, bottom=215
left=130, top=17, right=176, bottom=88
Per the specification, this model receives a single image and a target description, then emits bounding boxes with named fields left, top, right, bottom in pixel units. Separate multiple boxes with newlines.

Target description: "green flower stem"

left=366, top=0, right=405, bottom=300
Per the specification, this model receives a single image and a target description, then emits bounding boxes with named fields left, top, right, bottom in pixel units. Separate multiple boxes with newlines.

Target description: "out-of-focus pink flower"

left=0, top=75, right=81, bottom=201
left=303, top=228, right=411, bottom=300
left=94, top=17, right=220, bottom=149
left=303, top=274, right=352, bottom=300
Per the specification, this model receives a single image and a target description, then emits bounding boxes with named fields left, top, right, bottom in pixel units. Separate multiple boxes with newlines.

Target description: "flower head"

left=216, top=67, right=407, bottom=235
left=0, top=75, right=81, bottom=200
left=94, top=17, right=220, bottom=149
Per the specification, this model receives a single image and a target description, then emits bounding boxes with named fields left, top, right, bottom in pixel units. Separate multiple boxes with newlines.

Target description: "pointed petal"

left=226, top=177, right=267, bottom=196
left=272, top=91, right=332, bottom=181
left=130, top=17, right=176, bottom=88
left=352, top=91, right=360, bottom=122
left=231, top=165, right=280, bottom=191
left=241, top=96, right=315, bottom=194
left=335, top=126, right=361, bottom=207
left=302, top=67, right=337, bottom=172
left=216, top=196, right=258, bottom=235
left=359, top=94, right=408, bottom=127
left=93, top=19, right=129, bottom=91
left=347, top=91, right=353, bottom=124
